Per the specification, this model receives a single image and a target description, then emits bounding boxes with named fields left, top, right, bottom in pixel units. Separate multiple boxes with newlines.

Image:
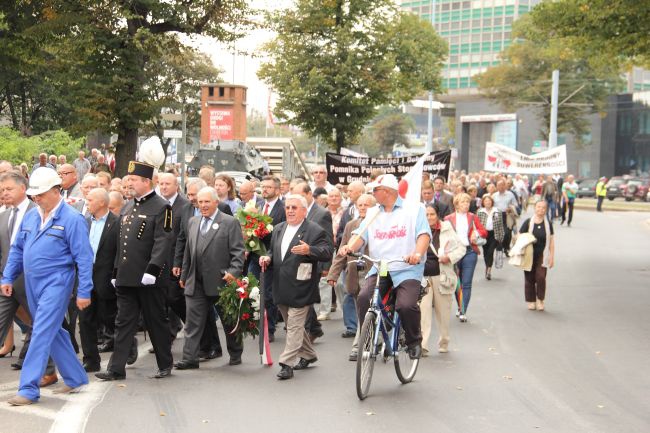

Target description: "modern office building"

left=400, top=0, right=541, bottom=96
left=399, top=0, right=650, bottom=176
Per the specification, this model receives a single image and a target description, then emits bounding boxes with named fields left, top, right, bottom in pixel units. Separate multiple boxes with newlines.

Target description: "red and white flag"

left=398, top=153, right=428, bottom=208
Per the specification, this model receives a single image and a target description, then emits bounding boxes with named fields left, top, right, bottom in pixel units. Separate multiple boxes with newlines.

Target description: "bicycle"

left=352, top=253, right=421, bottom=400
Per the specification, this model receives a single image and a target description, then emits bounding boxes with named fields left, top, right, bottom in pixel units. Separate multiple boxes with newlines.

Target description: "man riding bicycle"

left=339, top=174, right=431, bottom=359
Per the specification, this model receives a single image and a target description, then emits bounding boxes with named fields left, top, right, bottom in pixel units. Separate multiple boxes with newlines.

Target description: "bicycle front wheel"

left=394, top=325, right=419, bottom=384
left=356, top=311, right=377, bottom=400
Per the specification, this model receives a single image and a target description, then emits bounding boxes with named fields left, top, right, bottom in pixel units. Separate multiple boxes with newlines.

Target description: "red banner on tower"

left=209, top=107, right=234, bottom=141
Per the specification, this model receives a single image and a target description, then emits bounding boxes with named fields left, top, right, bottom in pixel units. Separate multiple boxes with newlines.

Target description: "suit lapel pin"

left=212, top=223, right=219, bottom=230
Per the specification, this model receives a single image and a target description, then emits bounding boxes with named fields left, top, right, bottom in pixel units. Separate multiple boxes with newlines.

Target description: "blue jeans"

left=546, top=198, right=556, bottom=220
left=342, top=293, right=357, bottom=333
left=457, top=249, right=478, bottom=314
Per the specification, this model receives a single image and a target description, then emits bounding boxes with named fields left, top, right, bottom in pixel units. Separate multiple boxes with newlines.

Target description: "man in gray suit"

left=0, top=172, right=35, bottom=356
left=176, top=187, right=245, bottom=369
left=0, top=172, right=56, bottom=382
left=58, top=164, right=83, bottom=201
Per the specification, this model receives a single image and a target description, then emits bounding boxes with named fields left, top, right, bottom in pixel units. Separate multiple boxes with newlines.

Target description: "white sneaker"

left=455, top=310, right=460, bottom=318
left=459, top=314, right=467, bottom=322
left=316, top=314, right=329, bottom=321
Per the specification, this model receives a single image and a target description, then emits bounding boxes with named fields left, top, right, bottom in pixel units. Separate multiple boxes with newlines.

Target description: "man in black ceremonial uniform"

left=96, top=160, right=174, bottom=381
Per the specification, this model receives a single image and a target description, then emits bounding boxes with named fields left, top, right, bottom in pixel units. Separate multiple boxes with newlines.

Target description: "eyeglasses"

left=285, top=205, right=301, bottom=210
left=59, top=171, right=75, bottom=176
left=312, top=171, right=326, bottom=174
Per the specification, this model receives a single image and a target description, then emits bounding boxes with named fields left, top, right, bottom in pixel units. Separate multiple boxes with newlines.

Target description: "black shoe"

left=293, top=357, right=317, bottom=370
left=150, top=367, right=172, bottom=379
left=268, top=333, right=275, bottom=343
left=174, top=360, right=199, bottom=370
left=10, top=361, right=22, bottom=370
left=408, top=344, right=422, bottom=360
left=341, top=330, right=355, bottom=338
left=95, top=370, right=126, bottom=381
left=126, top=337, right=138, bottom=365
left=228, top=357, right=242, bottom=366
left=486, top=271, right=491, bottom=281
left=348, top=352, right=358, bottom=362
left=97, top=342, right=114, bottom=353
left=148, top=347, right=155, bottom=354
left=83, top=362, right=101, bottom=373
left=276, top=364, right=293, bottom=380
left=199, top=349, right=222, bottom=360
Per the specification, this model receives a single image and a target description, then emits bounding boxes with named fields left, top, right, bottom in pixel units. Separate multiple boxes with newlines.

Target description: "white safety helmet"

left=26, top=167, right=62, bottom=196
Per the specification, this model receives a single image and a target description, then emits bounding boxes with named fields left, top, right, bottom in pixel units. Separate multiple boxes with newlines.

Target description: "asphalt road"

left=1, top=208, right=649, bottom=433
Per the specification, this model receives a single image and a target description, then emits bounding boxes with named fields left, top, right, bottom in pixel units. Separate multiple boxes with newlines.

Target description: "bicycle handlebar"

left=347, top=252, right=406, bottom=265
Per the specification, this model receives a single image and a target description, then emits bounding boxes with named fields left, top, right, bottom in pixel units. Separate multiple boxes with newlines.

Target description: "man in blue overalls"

left=1, top=167, right=94, bottom=406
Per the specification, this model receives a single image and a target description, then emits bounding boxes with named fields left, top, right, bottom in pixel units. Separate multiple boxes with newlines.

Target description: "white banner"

left=484, top=142, right=567, bottom=174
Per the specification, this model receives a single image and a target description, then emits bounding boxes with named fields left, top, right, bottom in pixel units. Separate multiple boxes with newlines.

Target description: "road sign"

left=163, top=129, right=183, bottom=139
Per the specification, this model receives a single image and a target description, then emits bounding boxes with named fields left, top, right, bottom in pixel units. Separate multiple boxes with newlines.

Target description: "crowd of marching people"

left=0, top=140, right=578, bottom=404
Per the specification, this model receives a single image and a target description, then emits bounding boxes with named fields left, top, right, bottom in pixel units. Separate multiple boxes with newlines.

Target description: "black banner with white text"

left=326, top=151, right=451, bottom=185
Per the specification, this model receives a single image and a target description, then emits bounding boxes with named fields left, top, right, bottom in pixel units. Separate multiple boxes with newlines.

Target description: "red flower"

left=241, top=313, right=250, bottom=320
left=246, top=215, right=251, bottom=221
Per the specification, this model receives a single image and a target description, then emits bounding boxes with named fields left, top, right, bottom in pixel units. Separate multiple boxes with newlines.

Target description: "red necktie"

left=264, top=203, right=269, bottom=215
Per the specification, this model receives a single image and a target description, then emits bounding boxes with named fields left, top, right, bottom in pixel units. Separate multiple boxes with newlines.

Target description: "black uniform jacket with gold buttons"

left=114, top=190, right=173, bottom=287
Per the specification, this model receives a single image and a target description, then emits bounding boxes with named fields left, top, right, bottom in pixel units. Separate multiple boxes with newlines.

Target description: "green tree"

left=12, top=0, right=251, bottom=176
left=372, top=113, right=415, bottom=153
left=258, top=1, right=447, bottom=152
left=0, top=5, right=75, bottom=135
left=475, top=14, right=624, bottom=143
left=0, top=127, right=84, bottom=165
left=527, top=0, right=650, bottom=69
left=141, top=44, right=224, bottom=156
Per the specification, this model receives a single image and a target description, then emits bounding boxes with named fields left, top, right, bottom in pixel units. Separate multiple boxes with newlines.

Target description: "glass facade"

left=400, top=0, right=537, bottom=95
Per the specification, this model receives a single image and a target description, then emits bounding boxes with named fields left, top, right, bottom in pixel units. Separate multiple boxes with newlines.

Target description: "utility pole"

left=426, top=0, right=437, bottom=153
left=549, top=69, right=559, bottom=148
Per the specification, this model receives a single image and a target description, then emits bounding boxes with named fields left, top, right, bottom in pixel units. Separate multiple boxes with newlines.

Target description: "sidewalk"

left=572, top=197, right=650, bottom=212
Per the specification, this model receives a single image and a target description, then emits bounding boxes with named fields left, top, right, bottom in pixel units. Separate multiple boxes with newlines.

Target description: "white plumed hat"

left=138, top=136, right=166, bottom=169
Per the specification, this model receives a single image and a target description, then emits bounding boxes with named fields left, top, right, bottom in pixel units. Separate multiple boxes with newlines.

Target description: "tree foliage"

left=0, top=5, right=75, bottom=135
left=0, top=127, right=84, bottom=166
left=370, top=109, right=415, bottom=153
left=258, top=1, right=447, bottom=152
left=475, top=14, right=625, bottom=143
left=527, top=0, right=650, bottom=69
left=1, top=1, right=251, bottom=176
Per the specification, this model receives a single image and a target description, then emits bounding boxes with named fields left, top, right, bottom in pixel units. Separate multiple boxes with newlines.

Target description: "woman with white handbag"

left=420, top=204, right=467, bottom=355
left=444, top=193, right=488, bottom=323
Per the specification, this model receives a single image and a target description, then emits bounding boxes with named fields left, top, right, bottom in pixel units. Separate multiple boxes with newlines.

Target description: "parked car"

left=606, top=177, right=627, bottom=200
left=576, top=178, right=598, bottom=198
left=623, top=178, right=650, bottom=201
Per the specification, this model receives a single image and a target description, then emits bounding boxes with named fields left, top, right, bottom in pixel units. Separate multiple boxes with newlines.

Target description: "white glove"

left=111, top=279, right=116, bottom=287
left=141, top=273, right=156, bottom=285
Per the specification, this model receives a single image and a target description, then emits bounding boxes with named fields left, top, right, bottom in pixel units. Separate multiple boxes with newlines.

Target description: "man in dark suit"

left=248, top=175, right=285, bottom=341
left=291, top=182, right=333, bottom=340
left=157, top=173, right=191, bottom=339
left=78, top=188, right=119, bottom=372
left=95, top=160, right=174, bottom=381
left=172, top=178, right=231, bottom=360
left=175, top=187, right=245, bottom=369
left=433, top=176, right=454, bottom=218
left=260, top=194, right=333, bottom=380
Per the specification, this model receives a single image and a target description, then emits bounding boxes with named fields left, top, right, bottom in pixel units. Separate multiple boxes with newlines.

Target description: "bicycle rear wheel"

left=356, top=311, right=377, bottom=400
left=394, top=325, right=419, bottom=384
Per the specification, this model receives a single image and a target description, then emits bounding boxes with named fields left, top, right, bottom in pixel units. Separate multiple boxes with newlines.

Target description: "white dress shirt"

left=9, top=197, right=31, bottom=244
left=281, top=223, right=301, bottom=259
